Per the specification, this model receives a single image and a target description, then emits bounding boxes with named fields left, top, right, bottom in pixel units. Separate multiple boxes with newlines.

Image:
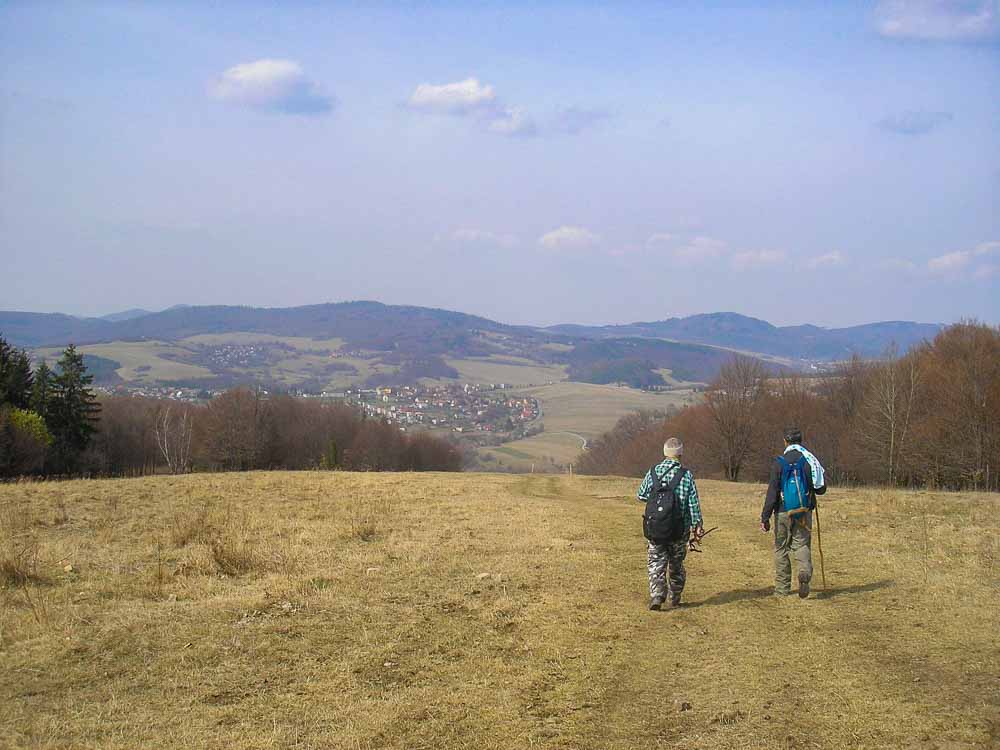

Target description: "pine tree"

left=0, top=335, right=35, bottom=409
left=31, top=360, right=53, bottom=423
left=49, top=345, right=101, bottom=473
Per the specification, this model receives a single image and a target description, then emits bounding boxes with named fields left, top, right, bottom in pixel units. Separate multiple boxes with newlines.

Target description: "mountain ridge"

left=1, top=303, right=940, bottom=361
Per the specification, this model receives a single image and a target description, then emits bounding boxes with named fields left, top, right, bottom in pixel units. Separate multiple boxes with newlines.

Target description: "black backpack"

left=642, top=464, right=688, bottom=543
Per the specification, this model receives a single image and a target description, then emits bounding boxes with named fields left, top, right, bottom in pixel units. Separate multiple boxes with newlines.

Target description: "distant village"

left=341, top=383, right=540, bottom=440
left=94, top=381, right=542, bottom=444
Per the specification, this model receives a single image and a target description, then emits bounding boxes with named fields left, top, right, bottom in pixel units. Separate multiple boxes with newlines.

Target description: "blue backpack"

left=778, top=455, right=811, bottom=517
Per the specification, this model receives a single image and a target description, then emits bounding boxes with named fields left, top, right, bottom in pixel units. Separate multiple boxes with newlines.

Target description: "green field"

left=2, top=473, right=996, bottom=749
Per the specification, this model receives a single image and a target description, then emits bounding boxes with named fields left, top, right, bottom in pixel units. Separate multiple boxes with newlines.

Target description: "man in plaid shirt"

left=636, top=437, right=705, bottom=610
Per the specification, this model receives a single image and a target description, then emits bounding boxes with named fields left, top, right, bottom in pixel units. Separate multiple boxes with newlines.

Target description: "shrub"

left=0, top=407, right=52, bottom=477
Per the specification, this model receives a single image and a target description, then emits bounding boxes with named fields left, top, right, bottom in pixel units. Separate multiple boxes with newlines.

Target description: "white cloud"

left=973, top=263, right=999, bottom=279
left=210, top=59, right=334, bottom=115
left=875, top=0, right=999, bottom=41
left=731, top=250, right=786, bottom=271
left=672, top=236, right=727, bottom=261
left=974, top=240, right=1000, bottom=256
left=807, top=251, right=846, bottom=269
left=881, top=258, right=920, bottom=273
left=407, top=77, right=496, bottom=115
left=928, top=249, right=973, bottom=272
left=487, top=106, right=537, bottom=137
left=406, top=77, right=536, bottom=137
left=928, top=240, right=1000, bottom=275
left=539, top=226, right=600, bottom=250
left=452, top=228, right=518, bottom=247
left=646, top=232, right=675, bottom=246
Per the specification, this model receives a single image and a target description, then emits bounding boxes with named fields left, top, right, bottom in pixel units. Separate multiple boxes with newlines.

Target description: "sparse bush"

left=347, top=494, right=379, bottom=541
left=0, top=500, right=45, bottom=586
left=0, top=407, right=52, bottom=477
left=169, top=504, right=213, bottom=547
left=208, top=508, right=267, bottom=576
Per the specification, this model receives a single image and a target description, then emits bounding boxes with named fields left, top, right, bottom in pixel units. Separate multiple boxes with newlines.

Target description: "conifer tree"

left=31, top=360, right=53, bottom=423
left=0, top=335, right=34, bottom=409
left=49, top=345, right=101, bottom=473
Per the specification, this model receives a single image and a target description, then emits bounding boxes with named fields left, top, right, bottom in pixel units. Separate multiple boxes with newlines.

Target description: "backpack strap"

left=648, top=464, right=662, bottom=494
left=666, top=465, right=687, bottom=493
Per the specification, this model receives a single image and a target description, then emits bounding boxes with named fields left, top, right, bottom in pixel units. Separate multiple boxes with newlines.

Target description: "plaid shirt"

left=636, top=459, right=703, bottom=529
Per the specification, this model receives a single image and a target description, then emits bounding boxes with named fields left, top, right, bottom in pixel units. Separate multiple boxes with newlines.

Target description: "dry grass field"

left=478, top=432, right=587, bottom=472
left=518, top=382, right=698, bottom=439
left=2, top=473, right=998, bottom=750
left=442, top=357, right=568, bottom=386
left=33, top=341, right=216, bottom=382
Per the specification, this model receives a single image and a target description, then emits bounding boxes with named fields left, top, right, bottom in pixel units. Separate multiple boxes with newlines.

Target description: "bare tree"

left=199, top=388, right=266, bottom=471
left=857, top=346, right=922, bottom=485
left=703, top=356, right=770, bottom=481
left=154, top=404, right=194, bottom=474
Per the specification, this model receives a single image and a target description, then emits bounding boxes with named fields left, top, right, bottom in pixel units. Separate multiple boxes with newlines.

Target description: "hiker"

left=760, top=427, right=826, bottom=598
left=636, top=437, right=705, bottom=611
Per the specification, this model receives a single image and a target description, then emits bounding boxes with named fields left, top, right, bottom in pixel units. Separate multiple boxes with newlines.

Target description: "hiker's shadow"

left=689, top=579, right=895, bottom=608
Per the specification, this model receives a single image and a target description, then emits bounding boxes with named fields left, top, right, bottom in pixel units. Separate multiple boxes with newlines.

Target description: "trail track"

left=1, top=472, right=997, bottom=749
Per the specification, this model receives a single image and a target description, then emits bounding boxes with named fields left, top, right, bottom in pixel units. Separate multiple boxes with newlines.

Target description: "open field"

left=478, top=431, right=587, bottom=472
left=518, top=382, right=698, bottom=439
left=443, top=357, right=567, bottom=387
left=478, top=382, right=698, bottom=472
left=2, top=473, right=997, bottom=749
left=34, top=341, right=215, bottom=382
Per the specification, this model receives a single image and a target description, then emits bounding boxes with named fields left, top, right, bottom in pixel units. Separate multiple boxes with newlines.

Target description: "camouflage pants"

left=647, top=539, right=688, bottom=600
left=774, top=511, right=812, bottom=594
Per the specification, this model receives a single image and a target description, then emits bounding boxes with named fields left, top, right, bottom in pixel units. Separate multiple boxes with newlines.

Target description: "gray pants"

left=774, top=511, right=812, bottom=594
left=647, top=539, right=687, bottom=601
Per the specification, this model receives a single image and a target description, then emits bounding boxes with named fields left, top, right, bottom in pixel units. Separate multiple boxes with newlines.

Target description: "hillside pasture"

left=478, top=431, right=586, bottom=472
left=33, top=341, right=214, bottom=382
left=442, top=356, right=567, bottom=386
left=3, top=473, right=995, bottom=749
left=519, top=381, right=698, bottom=439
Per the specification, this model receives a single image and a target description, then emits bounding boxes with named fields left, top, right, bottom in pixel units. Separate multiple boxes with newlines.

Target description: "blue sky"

left=1, top=1, right=997, bottom=327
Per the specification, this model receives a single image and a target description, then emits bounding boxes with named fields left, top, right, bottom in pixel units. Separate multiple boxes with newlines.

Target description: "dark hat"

left=783, top=427, right=802, bottom=443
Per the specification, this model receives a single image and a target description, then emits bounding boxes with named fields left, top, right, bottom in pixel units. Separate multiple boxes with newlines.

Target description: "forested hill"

left=2, top=304, right=940, bottom=361
left=546, top=312, right=941, bottom=360
left=0, top=302, right=526, bottom=351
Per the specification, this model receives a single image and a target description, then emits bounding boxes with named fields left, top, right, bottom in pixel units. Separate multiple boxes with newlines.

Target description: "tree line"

left=0, top=335, right=462, bottom=478
left=577, top=322, right=1000, bottom=492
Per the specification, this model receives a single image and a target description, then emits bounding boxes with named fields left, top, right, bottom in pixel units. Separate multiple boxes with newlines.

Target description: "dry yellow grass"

left=1, top=473, right=998, bottom=749
left=442, top=357, right=568, bottom=386
left=479, top=432, right=587, bottom=471
left=518, top=382, right=698, bottom=438
left=34, top=341, right=215, bottom=382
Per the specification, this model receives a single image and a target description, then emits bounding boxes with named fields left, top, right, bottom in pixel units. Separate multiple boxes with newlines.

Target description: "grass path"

left=1, top=473, right=997, bottom=749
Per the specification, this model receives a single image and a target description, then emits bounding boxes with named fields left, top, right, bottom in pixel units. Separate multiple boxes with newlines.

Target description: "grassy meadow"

left=2, top=472, right=998, bottom=749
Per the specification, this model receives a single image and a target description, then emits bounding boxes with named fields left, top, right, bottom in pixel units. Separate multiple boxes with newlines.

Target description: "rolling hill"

left=0, top=303, right=941, bottom=392
left=546, top=311, right=941, bottom=360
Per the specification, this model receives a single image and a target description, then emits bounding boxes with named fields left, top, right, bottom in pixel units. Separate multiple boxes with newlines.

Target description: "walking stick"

left=814, top=502, right=827, bottom=590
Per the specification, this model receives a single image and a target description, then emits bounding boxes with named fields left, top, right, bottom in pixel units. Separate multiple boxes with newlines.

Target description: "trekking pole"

left=814, top=502, right=827, bottom=590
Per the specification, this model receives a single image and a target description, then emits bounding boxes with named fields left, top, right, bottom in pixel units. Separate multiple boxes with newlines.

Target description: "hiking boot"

left=648, top=596, right=664, bottom=611
left=798, top=573, right=810, bottom=599
left=665, top=595, right=682, bottom=609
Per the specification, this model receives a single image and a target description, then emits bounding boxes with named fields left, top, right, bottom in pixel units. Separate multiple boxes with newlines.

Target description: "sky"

left=1, top=0, right=998, bottom=328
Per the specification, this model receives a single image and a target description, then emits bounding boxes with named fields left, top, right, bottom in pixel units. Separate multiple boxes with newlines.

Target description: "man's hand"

left=690, top=524, right=704, bottom=541
left=760, top=520, right=770, bottom=533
